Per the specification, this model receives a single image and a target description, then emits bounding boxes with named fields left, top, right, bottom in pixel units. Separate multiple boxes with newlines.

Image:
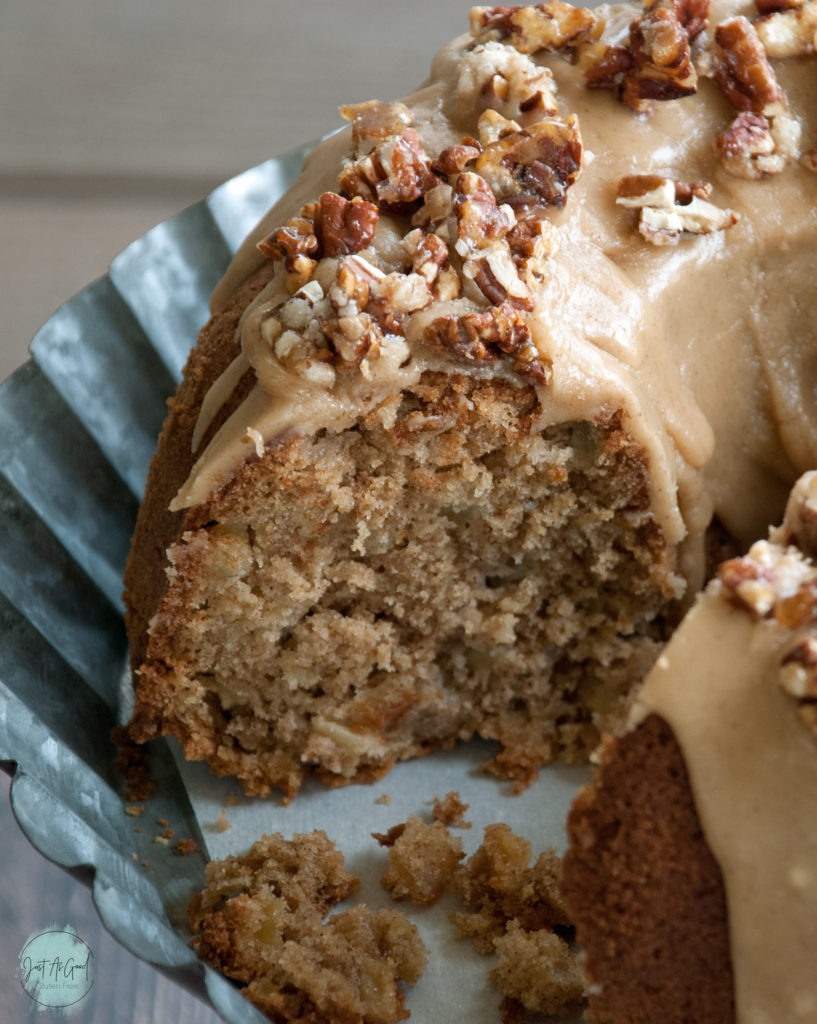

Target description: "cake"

left=562, top=470, right=817, bottom=1023
left=124, top=0, right=816, bottom=806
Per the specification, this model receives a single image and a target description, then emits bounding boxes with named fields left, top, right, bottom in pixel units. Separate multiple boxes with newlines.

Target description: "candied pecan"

left=645, top=0, right=711, bottom=39
left=339, top=128, right=437, bottom=210
left=755, top=0, right=817, bottom=57
left=623, top=8, right=698, bottom=109
left=476, top=116, right=583, bottom=207
left=583, top=44, right=634, bottom=90
left=401, top=229, right=450, bottom=286
left=314, top=193, right=379, bottom=257
left=455, top=171, right=516, bottom=245
left=717, top=111, right=775, bottom=170
left=257, top=214, right=319, bottom=268
left=432, top=140, right=483, bottom=177
left=713, top=17, right=784, bottom=113
left=470, top=2, right=596, bottom=53
left=469, top=247, right=534, bottom=309
left=339, top=100, right=414, bottom=149
left=424, top=303, right=550, bottom=382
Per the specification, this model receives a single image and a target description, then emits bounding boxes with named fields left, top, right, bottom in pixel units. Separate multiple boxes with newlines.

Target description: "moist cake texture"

left=125, top=0, right=816, bottom=807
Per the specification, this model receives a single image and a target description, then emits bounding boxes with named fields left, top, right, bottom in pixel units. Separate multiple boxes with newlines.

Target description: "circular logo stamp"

left=18, top=926, right=94, bottom=1011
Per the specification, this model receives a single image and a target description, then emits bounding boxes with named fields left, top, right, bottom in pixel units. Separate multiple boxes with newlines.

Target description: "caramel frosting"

left=633, top=500, right=817, bottom=1021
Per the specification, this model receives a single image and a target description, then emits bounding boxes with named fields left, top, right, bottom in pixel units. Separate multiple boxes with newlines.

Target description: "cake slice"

left=123, top=0, right=816, bottom=800
left=562, top=471, right=817, bottom=1024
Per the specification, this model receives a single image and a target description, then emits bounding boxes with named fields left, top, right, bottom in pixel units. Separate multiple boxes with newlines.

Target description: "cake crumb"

left=376, top=793, right=392, bottom=806
left=131, top=853, right=138, bottom=862
left=155, top=834, right=170, bottom=846
left=432, top=791, right=471, bottom=828
left=175, top=838, right=200, bottom=856
left=226, top=795, right=239, bottom=807
left=216, top=811, right=231, bottom=832
left=450, top=823, right=570, bottom=952
left=492, top=920, right=585, bottom=1022
left=142, top=860, right=150, bottom=868
left=188, top=831, right=427, bottom=1024
left=134, top=827, right=142, bottom=834
left=374, top=815, right=464, bottom=906
left=125, top=804, right=145, bottom=818
left=157, top=817, right=170, bottom=827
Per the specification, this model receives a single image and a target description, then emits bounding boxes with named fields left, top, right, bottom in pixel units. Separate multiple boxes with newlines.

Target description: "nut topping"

left=339, top=128, right=438, bottom=210
left=339, top=100, right=415, bottom=150
left=617, top=174, right=738, bottom=245
left=583, top=7, right=698, bottom=112
left=424, top=302, right=550, bottom=382
left=475, top=116, right=584, bottom=207
left=257, top=193, right=379, bottom=278
left=712, top=17, right=784, bottom=113
left=645, top=0, right=711, bottom=39
left=469, top=2, right=596, bottom=53
left=457, top=41, right=559, bottom=125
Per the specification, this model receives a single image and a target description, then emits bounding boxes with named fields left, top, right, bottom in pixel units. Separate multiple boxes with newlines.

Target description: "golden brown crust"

left=561, top=713, right=735, bottom=1024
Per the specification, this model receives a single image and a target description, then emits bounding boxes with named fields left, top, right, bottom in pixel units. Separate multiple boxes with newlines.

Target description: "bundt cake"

left=562, top=470, right=817, bottom=1024
left=124, top=0, right=817, bottom=804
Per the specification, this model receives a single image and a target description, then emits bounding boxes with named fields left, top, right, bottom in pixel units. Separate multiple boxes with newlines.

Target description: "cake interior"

left=133, top=368, right=681, bottom=798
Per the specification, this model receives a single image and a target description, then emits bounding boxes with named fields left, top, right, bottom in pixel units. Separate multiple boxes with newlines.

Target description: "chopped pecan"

left=755, top=0, right=817, bottom=57
left=432, top=139, right=483, bottom=177
left=314, top=193, right=379, bottom=257
left=338, top=128, right=437, bottom=210
left=717, top=111, right=777, bottom=177
left=401, top=229, right=455, bottom=295
left=339, top=100, right=414, bottom=150
left=455, top=171, right=516, bottom=246
left=712, top=17, right=784, bottom=113
left=467, top=246, right=534, bottom=309
left=322, top=311, right=383, bottom=369
left=645, top=0, right=711, bottom=39
left=623, top=8, right=698, bottom=110
left=457, top=41, right=559, bottom=125
left=475, top=116, right=583, bottom=207
left=411, top=182, right=456, bottom=238
left=469, top=2, right=596, bottom=53
left=507, top=216, right=560, bottom=285
left=424, top=303, right=549, bottom=382
left=583, top=43, right=634, bottom=91
left=616, top=174, right=738, bottom=245
left=257, top=214, right=319, bottom=268
left=718, top=556, right=776, bottom=616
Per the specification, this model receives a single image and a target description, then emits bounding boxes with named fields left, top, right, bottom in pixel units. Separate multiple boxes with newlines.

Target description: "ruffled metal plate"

left=0, top=142, right=316, bottom=1024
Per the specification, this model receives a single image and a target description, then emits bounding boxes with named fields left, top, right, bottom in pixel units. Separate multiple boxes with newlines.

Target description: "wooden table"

left=0, top=1, right=466, bottom=1019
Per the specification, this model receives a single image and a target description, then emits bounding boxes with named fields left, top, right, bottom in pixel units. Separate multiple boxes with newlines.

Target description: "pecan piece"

left=455, top=171, right=516, bottom=245
left=469, top=2, right=596, bottom=53
left=257, top=214, right=319, bottom=268
left=476, top=116, right=583, bottom=207
left=616, top=174, right=738, bottom=245
left=623, top=8, right=698, bottom=110
left=712, top=17, right=784, bottom=113
left=717, top=111, right=780, bottom=177
left=645, top=0, right=710, bottom=39
left=755, top=0, right=805, bottom=14
left=339, top=128, right=437, bottom=210
left=339, top=100, right=414, bottom=149
left=718, top=556, right=776, bottom=617
left=457, top=41, right=559, bottom=125
left=432, top=140, right=483, bottom=177
left=424, top=302, right=549, bottom=381
left=314, top=193, right=379, bottom=257
left=755, top=0, right=817, bottom=57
